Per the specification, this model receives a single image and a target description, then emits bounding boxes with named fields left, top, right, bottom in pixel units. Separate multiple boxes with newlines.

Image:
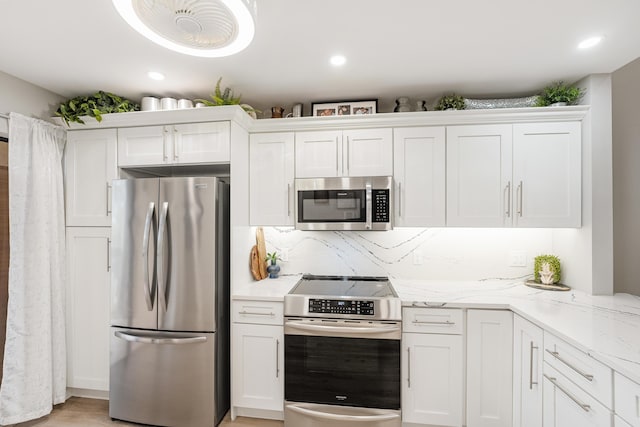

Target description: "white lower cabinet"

left=65, top=227, right=111, bottom=391
left=543, top=363, right=612, bottom=426
left=466, top=309, right=513, bottom=427
left=615, top=372, right=640, bottom=427
left=512, top=315, right=543, bottom=427
left=231, top=300, right=284, bottom=419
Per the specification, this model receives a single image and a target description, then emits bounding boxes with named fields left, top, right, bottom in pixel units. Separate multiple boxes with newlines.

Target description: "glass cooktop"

left=289, top=274, right=397, bottom=298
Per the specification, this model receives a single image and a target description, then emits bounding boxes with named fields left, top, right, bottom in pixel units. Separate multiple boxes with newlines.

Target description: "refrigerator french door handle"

left=157, top=201, right=169, bottom=312
left=114, top=330, right=207, bottom=345
left=142, top=202, right=155, bottom=311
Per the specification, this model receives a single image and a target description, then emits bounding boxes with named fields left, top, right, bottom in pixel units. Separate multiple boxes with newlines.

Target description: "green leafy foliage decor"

left=56, top=91, right=139, bottom=125
left=265, top=251, right=281, bottom=264
left=435, top=94, right=466, bottom=111
left=534, top=254, right=562, bottom=283
left=195, top=77, right=258, bottom=116
left=536, top=81, right=585, bottom=106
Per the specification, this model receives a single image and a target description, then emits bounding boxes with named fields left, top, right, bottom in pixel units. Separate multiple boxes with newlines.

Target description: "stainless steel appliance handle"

left=530, top=342, right=538, bottom=389
left=115, top=331, right=206, bottom=345
left=276, top=339, right=280, bottom=378
left=504, top=181, right=511, bottom=217
left=544, top=374, right=591, bottom=412
left=286, top=321, right=400, bottom=335
left=142, top=202, right=155, bottom=311
left=517, top=180, right=523, bottom=217
left=157, top=201, right=169, bottom=312
left=287, top=404, right=400, bottom=422
left=106, top=182, right=112, bottom=215
left=412, top=320, right=455, bottom=325
left=365, top=182, right=372, bottom=230
left=545, top=349, right=594, bottom=381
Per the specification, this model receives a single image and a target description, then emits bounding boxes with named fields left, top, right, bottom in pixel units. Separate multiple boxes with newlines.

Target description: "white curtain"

left=0, top=113, right=66, bottom=425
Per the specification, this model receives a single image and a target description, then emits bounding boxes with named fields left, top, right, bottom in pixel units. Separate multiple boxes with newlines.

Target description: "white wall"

left=0, top=70, right=64, bottom=137
left=612, top=58, right=640, bottom=296
left=553, top=74, right=613, bottom=295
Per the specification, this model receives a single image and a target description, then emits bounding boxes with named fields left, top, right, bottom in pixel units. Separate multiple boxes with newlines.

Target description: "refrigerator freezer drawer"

left=110, top=327, right=223, bottom=427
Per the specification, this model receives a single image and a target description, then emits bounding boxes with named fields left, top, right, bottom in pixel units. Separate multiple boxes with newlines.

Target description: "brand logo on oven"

left=335, top=395, right=347, bottom=401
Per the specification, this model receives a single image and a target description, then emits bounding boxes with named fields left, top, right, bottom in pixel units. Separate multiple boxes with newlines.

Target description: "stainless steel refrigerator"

left=109, top=176, right=230, bottom=427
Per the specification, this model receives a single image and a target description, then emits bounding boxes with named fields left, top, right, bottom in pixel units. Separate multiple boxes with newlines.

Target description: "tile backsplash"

left=263, top=227, right=554, bottom=281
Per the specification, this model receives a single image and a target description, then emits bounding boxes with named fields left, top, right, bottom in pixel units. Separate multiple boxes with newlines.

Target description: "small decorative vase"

left=394, top=97, right=411, bottom=112
left=415, top=100, right=427, bottom=111
left=549, top=102, right=567, bottom=107
left=267, top=261, right=280, bottom=279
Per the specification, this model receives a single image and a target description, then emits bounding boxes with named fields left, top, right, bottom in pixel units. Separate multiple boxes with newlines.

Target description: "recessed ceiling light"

left=147, top=71, right=165, bottom=81
left=330, top=55, right=347, bottom=66
left=112, top=0, right=257, bottom=58
left=578, top=36, right=603, bottom=49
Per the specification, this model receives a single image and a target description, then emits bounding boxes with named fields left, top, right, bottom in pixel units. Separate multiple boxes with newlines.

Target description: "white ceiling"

left=0, top=0, right=639, bottom=116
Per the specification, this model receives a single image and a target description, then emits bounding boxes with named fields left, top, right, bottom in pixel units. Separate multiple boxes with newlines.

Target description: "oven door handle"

left=287, top=404, right=400, bottom=422
left=286, top=321, right=400, bottom=335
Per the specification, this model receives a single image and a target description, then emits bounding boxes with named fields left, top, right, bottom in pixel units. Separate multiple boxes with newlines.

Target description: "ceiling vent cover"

left=112, top=0, right=256, bottom=57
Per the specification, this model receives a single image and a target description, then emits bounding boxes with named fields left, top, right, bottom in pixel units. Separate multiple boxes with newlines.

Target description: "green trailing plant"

left=536, top=81, right=584, bottom=106
left=196, top=77, right=259, bottom=116
left=435, top=94, right=466, bottom=111
left=265, top=251, right=281, bottom=264
left=56, top=91, right=139, bottom=125
left=534, top=254, right=561, bottom=283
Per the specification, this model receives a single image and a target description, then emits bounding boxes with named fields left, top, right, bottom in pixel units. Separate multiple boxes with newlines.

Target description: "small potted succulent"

left=435, top=94, right=466, bottom=111
left=265, top=251, right=282, bottom=279
left=536, top=81, right=585, bottom=107
left=534, top=254, right=561, bottom=284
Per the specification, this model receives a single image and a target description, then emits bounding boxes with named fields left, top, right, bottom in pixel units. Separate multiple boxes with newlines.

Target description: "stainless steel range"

left=284, top=275, right=402, bottom=427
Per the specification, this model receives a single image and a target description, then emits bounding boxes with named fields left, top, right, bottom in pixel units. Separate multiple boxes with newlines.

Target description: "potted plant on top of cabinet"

left=535, top=81, right=585, bottom=106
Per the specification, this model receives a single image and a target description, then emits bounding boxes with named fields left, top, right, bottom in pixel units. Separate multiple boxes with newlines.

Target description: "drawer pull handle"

left=544, top=374, right=591, bottom=412
left=545, top=349, right=594, bottom=381
left=412, top=320, right=455, bottom=326
left=239, top=311, right=275, bottom=317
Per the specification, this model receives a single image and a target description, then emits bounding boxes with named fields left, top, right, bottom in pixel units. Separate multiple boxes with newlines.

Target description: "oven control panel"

left=308, top=299, right=375, bottom=315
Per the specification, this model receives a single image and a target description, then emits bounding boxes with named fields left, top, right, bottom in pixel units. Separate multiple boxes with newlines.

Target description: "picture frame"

left=311, top=99, right=378, bottom=117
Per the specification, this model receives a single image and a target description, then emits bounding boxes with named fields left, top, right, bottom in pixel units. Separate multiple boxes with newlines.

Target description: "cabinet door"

left=543, top=363, right=612, bottom=427
left=232, top=323, right=284, bottom=412
left=467, top=309, right=513, bottom=427
left=173, top=122, right=230, bottom=164
left=66, top=227, right=111, bottom=391
left=344, top=128, right=393, bottom=177
left=393, top=127, right=446, bottom=226
left=250, top=133, right=295, bottom=226
left=295, top=130, right=342, bottom=178
left=117, top=125, right=166, bottom=166
left=65, top=129, right=117, bottom=226
left=402, top=333, right=463, bottom=426
left=513, top=315, right=543, bottom=427
left=513, top=122, right=581, bottom=227
left=447, top=125, right=513, bottom=227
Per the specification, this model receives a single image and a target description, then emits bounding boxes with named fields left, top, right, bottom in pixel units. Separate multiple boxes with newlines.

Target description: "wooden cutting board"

left=256, top=227, right=268, bottom=279
left=249, top=245, right=262, bottom=280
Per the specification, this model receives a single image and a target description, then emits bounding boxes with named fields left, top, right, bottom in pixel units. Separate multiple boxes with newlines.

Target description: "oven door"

left=284, top=318, right=401, bottom=410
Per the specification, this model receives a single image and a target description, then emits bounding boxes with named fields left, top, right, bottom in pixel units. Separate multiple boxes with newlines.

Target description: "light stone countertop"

left=232, top=275, right=640, bottom=384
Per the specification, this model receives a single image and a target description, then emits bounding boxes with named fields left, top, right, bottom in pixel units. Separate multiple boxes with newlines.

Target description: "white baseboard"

left=66, top=387, right=109, bottom=400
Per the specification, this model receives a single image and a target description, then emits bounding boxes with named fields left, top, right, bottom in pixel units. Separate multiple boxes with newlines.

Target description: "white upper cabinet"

left=117, top=122, right=230, bottom=167
left=447, top=124, right=513, bottom=227
left=393, top=126, right=446, bottom=226
left=64, top=128, right=117, bottom=227
left=295, top=128, right=392, bottom=178
left=249, top=132, right=295, bottom=226
left=512, top=122, right=581, bottom=227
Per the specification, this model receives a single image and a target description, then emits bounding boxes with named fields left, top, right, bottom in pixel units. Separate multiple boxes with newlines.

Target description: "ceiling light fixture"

left=147, top=71, right=165, bottom=81
left=330, top=55, right=347, bottom=66
left=112, top=0, right=257, bottom=58
left=578, top=36, right=603, bottom=49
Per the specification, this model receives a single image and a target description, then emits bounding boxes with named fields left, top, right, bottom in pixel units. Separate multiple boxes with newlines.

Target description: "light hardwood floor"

left=11, top=397, right=283, bottom=427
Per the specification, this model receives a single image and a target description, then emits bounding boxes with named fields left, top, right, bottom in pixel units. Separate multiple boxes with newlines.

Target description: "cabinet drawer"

left=544, top=332, right=613, bottom=408
left=232, top=300, right=283, bottom=325
left=403, top=307, right=463, bottom=334
left=615, top=372, right=640, bottom=427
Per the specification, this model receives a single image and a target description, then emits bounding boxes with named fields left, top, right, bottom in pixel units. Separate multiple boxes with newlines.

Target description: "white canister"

left=195, top=102, right=207, bottom=108
left=177, top=99, right=194, bottom=109
left=160, top=97, right=178, bottom=110
left=141, top=96, right=160, bottom=111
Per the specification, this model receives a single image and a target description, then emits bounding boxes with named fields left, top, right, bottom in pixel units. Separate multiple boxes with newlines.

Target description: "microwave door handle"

left=365, top=182, right=372, bottom=230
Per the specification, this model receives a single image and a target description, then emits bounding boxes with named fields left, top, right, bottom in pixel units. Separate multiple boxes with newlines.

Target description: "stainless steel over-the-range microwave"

left=294, top=176, right=393, bottom=231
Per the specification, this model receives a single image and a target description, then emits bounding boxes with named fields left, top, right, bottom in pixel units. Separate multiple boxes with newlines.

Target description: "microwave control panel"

left=373, top=189, right=390, bottom=223
left=308, top=299, right=375, bottom=316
